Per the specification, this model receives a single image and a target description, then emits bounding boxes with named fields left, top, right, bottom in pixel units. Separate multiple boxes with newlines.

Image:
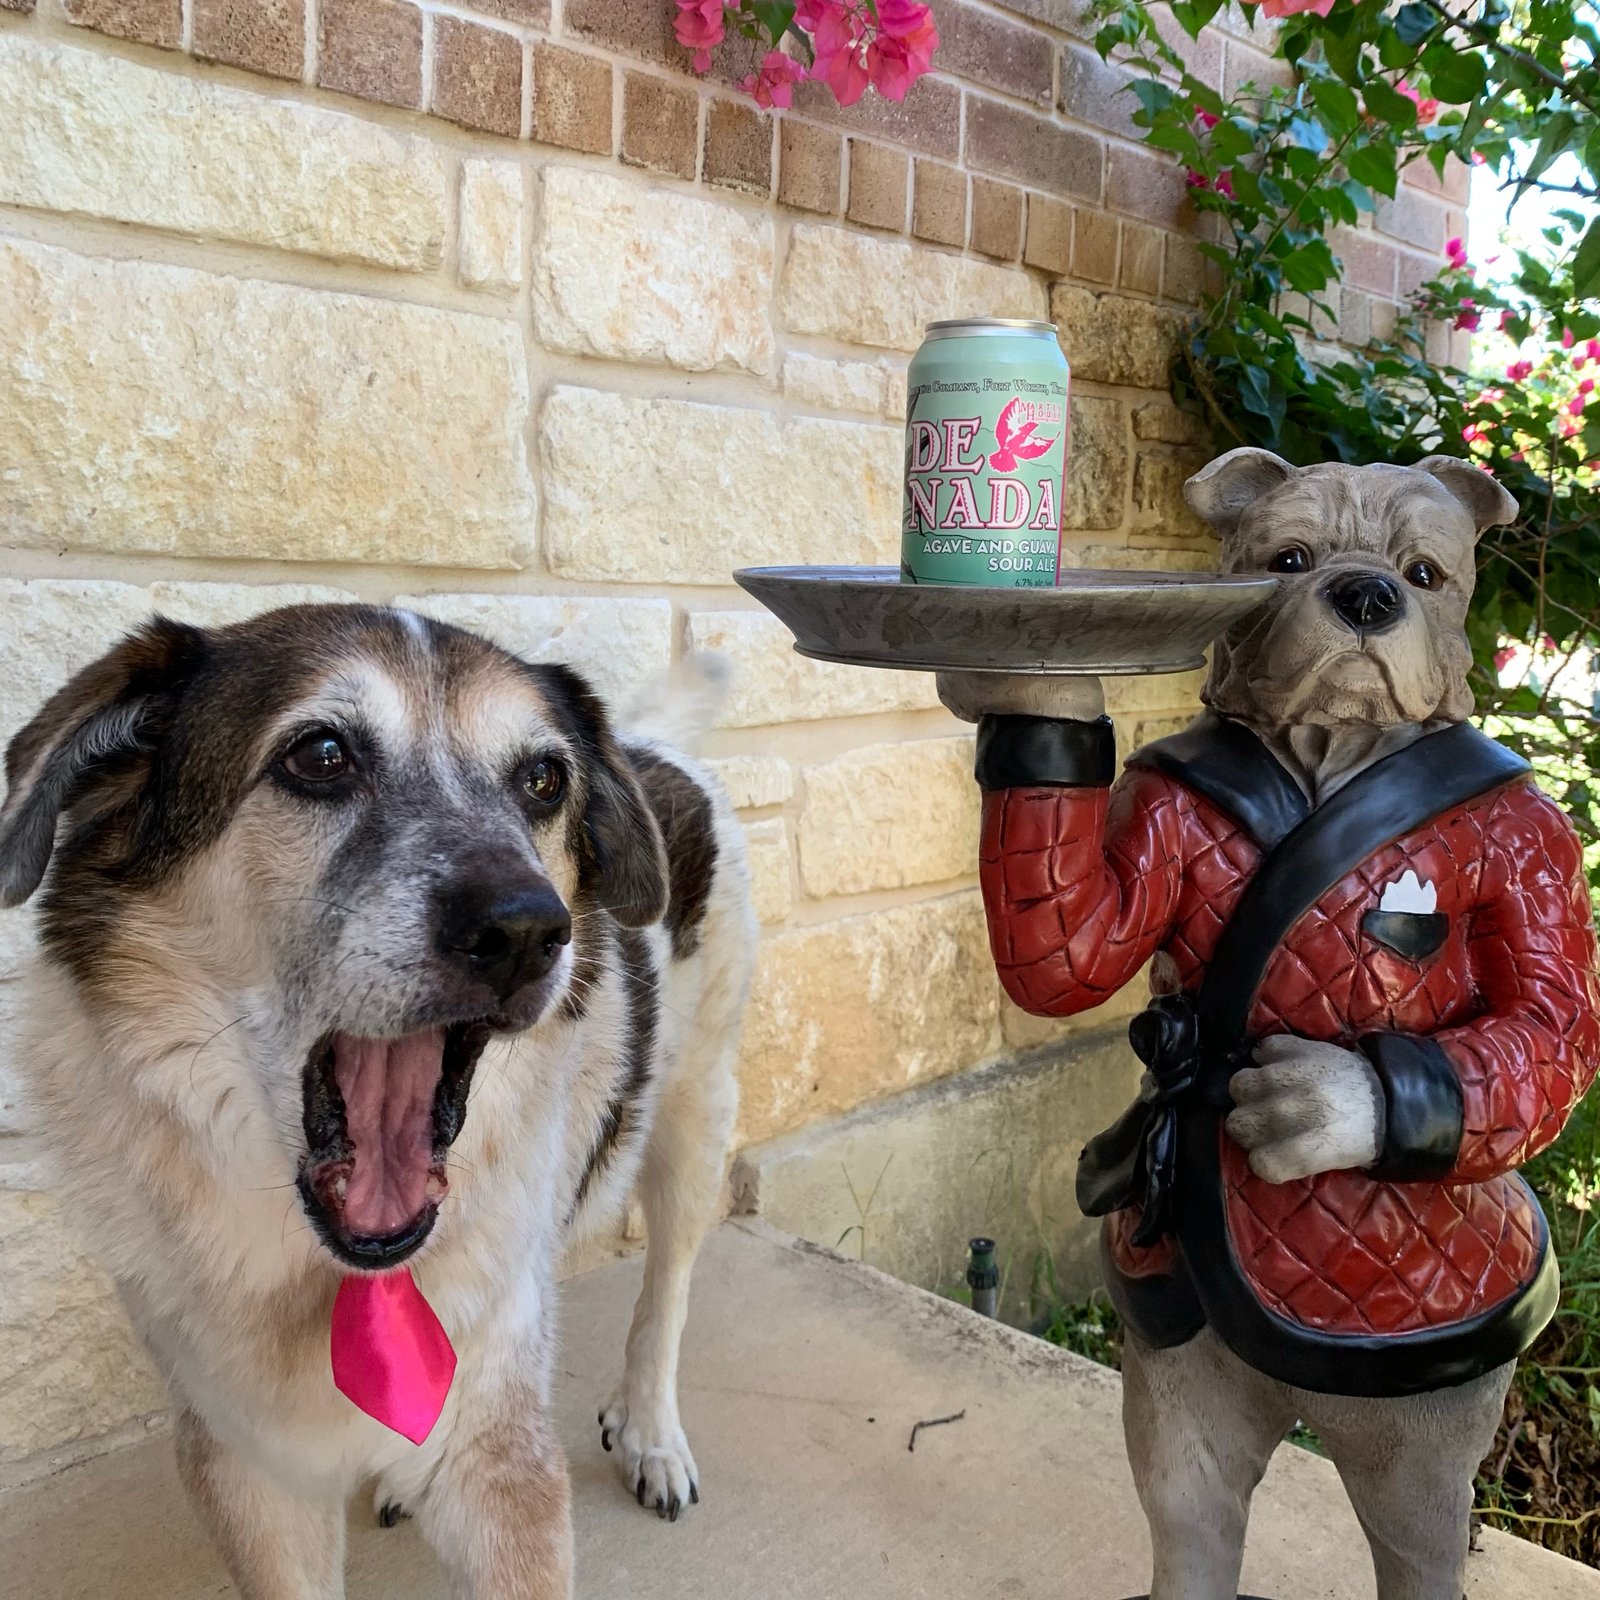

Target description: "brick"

left=1376, top=187, right=1448, bottom=255
left=1132, top=399, right=1206, bottom=446
left=388, top=593, right=672, bottom=711
left=317, top=0, right=423, bottom=108
left=707, top=755, right=794, bottom=810
left=744, top=820, right=795, bottom=926
left=1024, top=194, right=1071, bottom=275
left=0, top=0, right=34, bottom=10
left=1058, top=43, right=1139, bottom=138
left=0, top=38, right=446, bottom=271
left=685, top=611, right=937, bottom=727
left=778, top=120, right=843, bottom=214
left=1396, top=249, right=1437, bottom=301
left=705, top=99, right=772, bottom=195
left=1151, top=6, right=1221, bottom=84
left=192, top=0, right=303, bottom=78
left=1164, top=233, right=1207, bottom=305
left=927, top=0, right=1054, bottom=103
left=458, top=159, right=523, bottom=290
left=62, top=0, right=179, bottom=48
left=782, top=223, right=1046, bottom=351
left=1120, top=222, right=1163, bottom=296
left=912, top=161, right=967, bottom=248
left=467, top=0, right=549, bottom=22
left=1071, top=206, right=1118, bottom=285
left=970, top=178, right=1023, bottom=260
left=800, top=737, right=979, bottom=896
left=993, top=0, right=1089, bottom=26
left=1105, top=143, right=1193, bottom=230
left=1131, top=448, right=1212, bottom=544
left=1064, top=394, right=1128, bottom=530
left=1223, top=39, right=1296, bottom=97
left=544, top=392, right=901, bottom=583
left=847, top=141, right=909, bottom=231
left=532, top=168, right=774, bottom=374
left=737, top=894, right=1000, bottom=1146
left=1053, top=285, right=1179, bottom=385
left=434, top=18, right=522, bottom=138
left=1332, top=227, right=1399, bottom=297
left=532, top=43, right=611, bottom=154
left=783, top=353, right=889, bottom=415
left=0, top=240, right=534, bottom=566
left=790, top=75, right=960, bottom=161
left=621, top=72, right=698, bottom=179
left=965, top=95, right=1102, bottom=201
left=1338, top=288, right=1375, bottom=349
left=565, top=0, right=685, bottom=68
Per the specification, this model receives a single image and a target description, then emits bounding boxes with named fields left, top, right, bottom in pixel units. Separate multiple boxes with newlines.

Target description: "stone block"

left=459, top=159, right=524, bottom=290
left=63, top=0, right=178, bottom=47
left=928, top=0, right=1054, bottom=103
left=706, top=755, right=795, bottom=811
left=543, top=390, right=899, bottom=581
left=1131, top=449, right=1213, bottom=544
left=1063, top=394, right=1128, bottom=531
left=782, top=354, right=888, bottom=416
left=1052, top=284, right=1180, bottom=387
left=0, top=241, right=535, bottom=568
left=743, top=819, right=794, bottom=925
left=532, top=168, right=775, bottom=375
left=1132, top=399, right=1206, bottom=446
left=970, top=178, right=1023, bottom=260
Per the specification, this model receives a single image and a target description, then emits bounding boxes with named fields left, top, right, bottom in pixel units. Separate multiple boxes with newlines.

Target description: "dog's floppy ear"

left=542, top=665, right=669, bottom=929
left=1, top=618, right=205, bottom=908
left=1412, top=455, right=1519, bottom=535
left=1183, top=447, right=1297, bottom=535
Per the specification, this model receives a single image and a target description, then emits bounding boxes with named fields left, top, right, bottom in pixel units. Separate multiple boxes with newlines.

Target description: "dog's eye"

left=1404, top=559, right=1445, bottom=591
left=281, top=730, right=351, bottom=785
left=1268, top=545, right=1312, bottom=574
left=521, top=758, right=565, bottom=809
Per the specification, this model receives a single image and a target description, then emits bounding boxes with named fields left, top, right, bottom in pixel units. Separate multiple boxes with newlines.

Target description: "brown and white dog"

left=0, top=604, right=755, bottom=1598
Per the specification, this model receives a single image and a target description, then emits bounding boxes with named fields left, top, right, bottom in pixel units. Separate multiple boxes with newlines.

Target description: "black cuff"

left=1359, top=1032, right=1463, bottom=1182
left=975, top=714, right=1116, bottom=792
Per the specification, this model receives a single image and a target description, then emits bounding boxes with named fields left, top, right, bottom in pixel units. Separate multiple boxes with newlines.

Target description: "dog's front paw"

left=1226, top=1036, right=1383, bottom=1182
left=599, top=1389, right=700, bottom=1523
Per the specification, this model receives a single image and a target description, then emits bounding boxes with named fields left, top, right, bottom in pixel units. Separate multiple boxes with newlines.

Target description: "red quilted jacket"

left=978, top=713, right=1600, bottom=1391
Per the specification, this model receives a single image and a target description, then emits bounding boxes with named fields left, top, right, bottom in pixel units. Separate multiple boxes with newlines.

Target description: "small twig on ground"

left=907, top=1410, right=967, bottom=1453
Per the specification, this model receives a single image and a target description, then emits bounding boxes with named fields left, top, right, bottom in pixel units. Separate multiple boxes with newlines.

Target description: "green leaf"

left=1340, top=177, right=1377, bottom=213
left=1362, top=77, right=1418, bottom=131
left=1310, top=78, right=1361, bottom=134
left=1422, top=43, right=1487, bottom=103
left=1211, top=118, right=1257, bottom=160
left=1377, top=30, right=1418, bottom=70
left=1394, top=3, right=1438, bottom=45
left=1347, top=143, right=1399, bottom=198
left=746, top=0, right=795, bottom=42
left=1573, top=216, right=1600, bottom=300
left=1129, top=78, right=1177, bottom=116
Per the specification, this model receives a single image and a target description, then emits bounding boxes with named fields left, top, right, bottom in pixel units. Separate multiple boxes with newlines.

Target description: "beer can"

left=901, top=318, right=1070, bottom=587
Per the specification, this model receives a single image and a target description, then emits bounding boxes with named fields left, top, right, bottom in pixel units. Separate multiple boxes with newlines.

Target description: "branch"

left=1414, top=0, right=1600, bottom=117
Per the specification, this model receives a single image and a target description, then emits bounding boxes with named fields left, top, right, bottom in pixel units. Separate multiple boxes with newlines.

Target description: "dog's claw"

left=690, top=1483, right=700, bottom=1505
left=669, top=1497, right=681, bottom=1523
left=636, top=1477, right=647, bottom=1507
left=378, top=1501, right=404, bottom=1529
left=601, top=1429, right=612, bottom=1452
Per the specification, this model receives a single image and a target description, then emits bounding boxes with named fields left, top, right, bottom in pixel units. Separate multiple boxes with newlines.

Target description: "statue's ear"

left=1412, top=455, right=1519, bottom=536
left=1182, top=448, right=1297, bottom=535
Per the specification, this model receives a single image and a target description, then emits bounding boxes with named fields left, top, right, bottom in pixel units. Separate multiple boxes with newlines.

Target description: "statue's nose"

left=1324, top=572, right=1404, bottom=635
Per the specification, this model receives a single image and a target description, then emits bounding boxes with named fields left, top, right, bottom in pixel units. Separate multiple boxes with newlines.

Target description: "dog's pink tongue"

left=333, top=1031, right=445, bottom=1237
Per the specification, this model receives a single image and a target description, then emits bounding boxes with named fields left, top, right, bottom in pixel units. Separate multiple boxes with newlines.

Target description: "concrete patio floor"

left=2, top=1217, right=1596, bottom=1600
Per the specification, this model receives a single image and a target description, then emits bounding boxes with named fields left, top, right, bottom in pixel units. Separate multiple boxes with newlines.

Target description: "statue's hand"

left=1225, top=1036, right=1383, bottom=1183
left=935, top=671, right=1106, bottom=725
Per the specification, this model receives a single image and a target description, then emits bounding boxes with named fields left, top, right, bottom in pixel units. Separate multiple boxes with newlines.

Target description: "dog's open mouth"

left=298, top=1024, right=491, bottom=1269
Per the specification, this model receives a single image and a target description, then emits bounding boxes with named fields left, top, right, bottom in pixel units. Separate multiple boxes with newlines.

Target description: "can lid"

left=923, top=317, right=1059, bottom=340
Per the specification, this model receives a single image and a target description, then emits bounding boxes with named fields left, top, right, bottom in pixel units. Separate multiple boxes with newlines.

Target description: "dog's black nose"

left=1324, top=572, right=1404, bottom=635
left=435, top=881, right=572, bottom=1001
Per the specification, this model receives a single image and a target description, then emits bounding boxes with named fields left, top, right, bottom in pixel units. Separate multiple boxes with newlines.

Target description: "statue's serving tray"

left=733, top=566, right=1276, bottom=676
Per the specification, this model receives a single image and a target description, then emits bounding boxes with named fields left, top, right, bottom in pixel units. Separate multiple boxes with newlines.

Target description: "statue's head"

left=1184, top=449, right=1517, bottom=730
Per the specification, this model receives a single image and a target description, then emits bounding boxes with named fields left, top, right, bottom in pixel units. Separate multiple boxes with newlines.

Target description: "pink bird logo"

left=988, top=398, right=1057, bottom=473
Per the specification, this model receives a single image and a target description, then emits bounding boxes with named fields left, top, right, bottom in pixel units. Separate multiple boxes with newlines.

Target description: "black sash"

left=1079, top=716, right=1557, bottom=1396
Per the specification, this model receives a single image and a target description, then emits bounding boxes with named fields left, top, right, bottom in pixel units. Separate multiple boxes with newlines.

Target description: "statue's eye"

left=520, top=758, right=566, bottom=810
left=1268, top=545, right=1312, bottom=574
left=1405, top=559, right=1444, bottom=591
left=279, top=729, right=352, bottom=787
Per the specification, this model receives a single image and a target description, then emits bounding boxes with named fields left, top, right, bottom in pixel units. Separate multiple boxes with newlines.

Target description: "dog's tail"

left=623, top=652, right=730, bottom=756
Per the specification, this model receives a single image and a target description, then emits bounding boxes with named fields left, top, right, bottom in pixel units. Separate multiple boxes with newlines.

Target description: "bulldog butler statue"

left=941, top=449, right=1600, bottom=1600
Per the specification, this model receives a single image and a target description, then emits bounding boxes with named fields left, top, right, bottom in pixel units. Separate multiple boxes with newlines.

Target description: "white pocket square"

left=1378, top=870, right=1437, bottom=915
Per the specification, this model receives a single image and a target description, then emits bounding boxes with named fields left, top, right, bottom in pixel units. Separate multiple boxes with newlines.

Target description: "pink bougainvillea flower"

left=1215, top=170, right=1236, bottom=197
left=1462, top=423, right=1484, bottom=444
left=866, top=0, right=939, bottom=101
left=1494, top=645, right=1517, bottom=669
left=1445, top=236, right=1469, bottom=269
left=1563, top=326, right=1576, bottom=348
left=1396, top=80, right=1440, bottom=124
left=1570, top=394, right=1588, bottom=416
left=1506, top=359, right=1534, bottom=381
left=1185, top=169, right=1209, bottom=190
left=1196, top=108, right=1221, bottom=129
left=674, top=0, right=725, bottom=71
left=1455, top=299, right=1480, bottom=332
left=1471, top=150, right=1487, bottom=165
left=741, top=48, right=806, bottom=107
left=810, top=1, right=871, bottom=105
left=1249, top=0, right=1337, bottom=18
left=1582, top=378, right=1596, bottom=396
left=1498, top=310, right=1516, bottom=332
left=1562, top=417, right=1582, bottom=437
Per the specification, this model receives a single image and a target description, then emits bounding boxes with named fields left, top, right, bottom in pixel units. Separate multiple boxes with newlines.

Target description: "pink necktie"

left=331, top=1269, right=457, bottom=1445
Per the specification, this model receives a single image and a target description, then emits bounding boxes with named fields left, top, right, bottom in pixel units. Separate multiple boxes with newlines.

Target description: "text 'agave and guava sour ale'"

left=901, top=317, right=1070, bottom=587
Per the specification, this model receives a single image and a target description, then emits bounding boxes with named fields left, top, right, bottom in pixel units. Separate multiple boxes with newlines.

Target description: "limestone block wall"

left=0, top=0, right=1462, bottom=1470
